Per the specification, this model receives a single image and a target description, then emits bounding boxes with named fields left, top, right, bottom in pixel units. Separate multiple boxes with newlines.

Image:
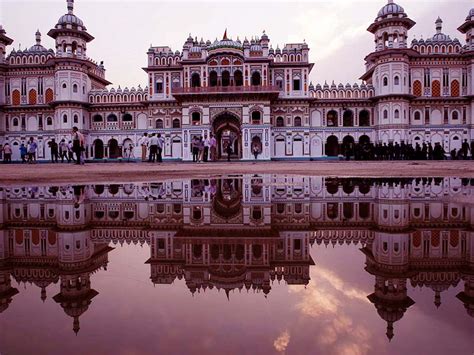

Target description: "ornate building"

left=0, top=0, right=473, bottom=160
left=0, top=176, right=473, bottom=337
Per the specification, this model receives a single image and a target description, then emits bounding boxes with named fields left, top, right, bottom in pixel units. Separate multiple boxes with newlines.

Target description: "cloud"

left=273, top=330, right=291, bottom=353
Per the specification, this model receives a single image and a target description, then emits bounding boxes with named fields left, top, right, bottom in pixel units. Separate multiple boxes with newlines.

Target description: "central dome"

left=56, top=0, right=85, bottom=28
left=377, top=1, right=406, bottom=18
left=208, top=30, right=243, bottom=51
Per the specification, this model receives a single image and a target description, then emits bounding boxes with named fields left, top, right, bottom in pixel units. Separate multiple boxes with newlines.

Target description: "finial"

left=67, top=0, right=74, bottom=14
left=435, top=17, right=443, bottom=33
left=35, top=29, right=41, bottom=44
left=388, top=0, right=394, bottom=3
left=223, top=29, right=228, bottom=40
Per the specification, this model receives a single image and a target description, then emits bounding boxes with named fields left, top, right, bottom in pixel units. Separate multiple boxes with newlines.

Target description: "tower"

left=458, top=8, right=474, bottom=51
left=0, top=25, right=13, bottom=120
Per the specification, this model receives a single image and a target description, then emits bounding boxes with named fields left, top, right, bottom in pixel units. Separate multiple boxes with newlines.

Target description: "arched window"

left=28, top=89, right=37, bottom=105
left=452, top=111, right=459, bottom=121
left=107, top=114, right=118, bottom=122
left=359, top=110, right=370, bottom=127
left=221, top=70, right=230, bottom=86
left=234, top=70, right=243, bottom=86
left=276, top=116, right=284, bottom=127
left=172, top=118, right=181, bottom=128
left=294, top=116, right=302, bottom=127
left=93, top=114, right=103, bottom=122
left=209, top=71, right=218, bottom=87
left=62, top=83, right=67, bottom=89
left=251, top=71, right=261, bottom=86
left=251, top=111, right=261, bottom=125
left=413, top=80, right=422, bottom=96
left=46, top=117, right=53, bottom=125
left=73, top=114, right=79, bottom=123
left=450, top=80, right=460, bottom=97
left=343, top=110, right=354, bottom=127
left=63, top=114, right=68, bottom=123
left=73, top=84, right=78, bottom=93
left=327, top=110, right=338, bottom=127
left=383, top=110, right=388, bottom=120
left=12, top=117, right=19, bottom=127
left=122, top=113, right=133, bottom=122
left=191, top=73, right=201, bottom=88
left=414, top=111, right=421, bottom=121
left=394, top=76, right=400, bottom=85
left=155, top=119, right=164, bottom=129
left=12, top=90, right=20, bottom=105
left=394, top=109, right=400, bottom=119
left=383, top=77, right=388, bottom=86
left=192, top=112, right=201, bottom=125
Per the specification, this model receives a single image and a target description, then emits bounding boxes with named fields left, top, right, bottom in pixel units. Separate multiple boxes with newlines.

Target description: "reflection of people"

left=73, top=185, right=86, bottom=208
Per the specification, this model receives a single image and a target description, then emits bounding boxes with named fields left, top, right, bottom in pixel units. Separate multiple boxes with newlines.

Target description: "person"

left=433, top=142, right=445, bottom=160
left=71, top=127, right=85, bottom=165
left=461, top=139, right=471, bottom=160
left=27, top=137, right=38, bottom=164
left=3, top=143, right=12, bottom=163
left=157, top=133, right=164, bottom=163
left=192, top=136, right=199, bottom=162
left=427, top=142, right=434, bottom=160
left=209, top=134, right=217, bottom=161
left=148, top=133, right=158, bottom=162
left=198, top=136, right=205, bottom=163
left=125, top=143, right=135, bottom=161
left=19, top=143, right=27, bottom=163
left=252, top=145, right=260, bottom=160
left=0, top=144, right=3, bottom=161
left=67, top=140, right=75, bottom=162
left=450, top=148, right=457, bottom=160
left=203, top=135, right=210, bottom=162
left=49, top=138, right=59, bottom=163
left=138, top=133, right=149, bottom=162
left=59, top=139, right=69, bottom=162
left=226, top=143, right=232, bottom=162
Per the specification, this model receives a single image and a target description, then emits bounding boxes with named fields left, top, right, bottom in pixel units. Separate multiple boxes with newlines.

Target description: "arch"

left=191, top=112, right=201, bottom=125
left=221, top=70, right=230, bottom=86
left=327, top=110, right=338, bottom=127
left=294, top=116, right=302, bottom=127
left=311, top=136, right=323, bottom=157
left=46, top=116, right=53, bottom=126
left=343, top=110, right=354, bottom=127
left=432, top=80, right=441, bottom=97
left=251, top=71, right=261, bottom=86
left=209, top=71, right=218, bottom=87
left=45, top=88, right=54, bottom=103
left=172, top=118, right=181, bottom=128
left=383, top=77, right=388, bottom=86
left=414, top=111, right=421, bottom=121
left=107, top=113, right=118, bottom=122
left=12, top=90, right=21, bottom=105
left=413, top=80, right=422, bottom=96
left=450, top=80, right=460, bottom=97
left=212, top=112, right=242, bottom=159
left=28, top=89, right=37, bottom=105
left=394, top=75, right=400, bottom=85
left=451, top=110, right=459, bottom=121
left=155, top=118, right=164, bottom=129
left=93, top=114, right=103, bottom=123
left=359, top=110, right=370, bottom=126
left=234, top=70, right=243, bottom=86
left=108, top=138, right=121, bottom=159
left=122, top=113, right=133, bottom=122
left=251, top=111, right=261, bottom=125
left=276, top=116, right=284, bottom=127
left=191, top=72, right=201, bottom=88
left=325, top=135, right=339, bottom=157
left=93, top=139, right=104, bottom=159
left=394, top=109, right=400, bottom=119
left=359, top=134, right=370, bottom=146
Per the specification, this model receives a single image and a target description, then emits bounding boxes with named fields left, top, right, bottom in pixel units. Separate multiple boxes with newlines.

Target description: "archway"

left=93, top=139, right=104, bottom=159
left=359, top=135, right=370, bottom=146
left=325, top=136, right=339, bottom=157
left=251, top=72, right=261, bottom=86
left=343, top=110, right=354, bottom=127
left=359, top=110, right=370, bottom=126
left=191, top=73, right=201, bottom=88
left=342, top=135, right=355, bottom=157
left=212, top=112, right=241, bottom=160
left=108, top=139, right=121, bottom=159
left=222, top=71, right=230, bottom=87
left=234, top=70, right=243, bottom=86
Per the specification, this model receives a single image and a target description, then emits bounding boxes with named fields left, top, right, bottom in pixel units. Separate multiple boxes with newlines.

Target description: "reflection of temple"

left=0, top=175, right=473, bottom=336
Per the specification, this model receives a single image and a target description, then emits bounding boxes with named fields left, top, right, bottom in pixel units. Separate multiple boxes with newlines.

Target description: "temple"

left=0, top=176, right=473, bottom=338
left=1, top=1, right=473, bottom=160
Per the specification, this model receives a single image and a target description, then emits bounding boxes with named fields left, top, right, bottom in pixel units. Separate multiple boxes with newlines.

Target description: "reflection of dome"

left=377, top=1, right=406, bottom=18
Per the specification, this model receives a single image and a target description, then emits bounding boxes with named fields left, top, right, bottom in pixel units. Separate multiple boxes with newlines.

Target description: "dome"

left=208, top=32, right=243, bottom=51
left=56, top=1, right=85, bottom=28
left=377, top=1, right=406, bottom=18
left=467, top=8, right=474, bottom=21
left=189, top=46, right=202, bottom=53
left=28, top=30, right=48, bottom=52
left=250, top=44, right=262, bottom=52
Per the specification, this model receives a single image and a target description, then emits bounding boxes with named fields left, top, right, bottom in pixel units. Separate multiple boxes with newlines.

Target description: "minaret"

left=0, top=25, right=13, bottom=63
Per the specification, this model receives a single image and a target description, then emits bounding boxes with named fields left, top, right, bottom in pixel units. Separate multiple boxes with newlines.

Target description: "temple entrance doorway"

left=212, top=113, right=241, bottom=160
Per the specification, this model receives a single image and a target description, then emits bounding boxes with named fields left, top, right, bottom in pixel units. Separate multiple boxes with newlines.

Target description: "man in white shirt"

left=203, top=135, right=211, bottom=162
left=138, top=133, right=149, bottom=162
left=148, top=133, right=158, bottom=162
left=157, top=133, right=165, bottom=163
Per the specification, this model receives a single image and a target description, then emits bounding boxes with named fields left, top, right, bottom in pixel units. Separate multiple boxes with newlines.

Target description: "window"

left=394, top=109, right=400, bottom=119
left=383, top=77, right=388, bottom=86
left=327, top=110, right=338, bottom=127
left=221, top=71, right=230, bottom=86
left=276, top=116, right=284, bottom=127
left=122, top=113, right=133, bottom=122
left=73, top=84, right=78, bottom=93
left=383, top=110, right=388, bottom=120
left=73, top=114, right=78, bottom=123
left=394, top=76, right=400, bottom=85
left=156, top=81, right=163, bottom=93
left=172, top=118, right=180, bottom=128
left=293, top=78, right=301, bottom=91
left=414, top=111, right=421, bottom=121
left=62, top=83, right=67, bottom=89
left=47, top=117, right=53, bottom=125
left=276, top=79, right=283, bottom=90
left=192, top=112, right=200, bottom=125
left=13, top=118, right=19, bottom=126
left=93, top=114, right=103, bottom=122
left=251, top=72, right=261, bottom=86
left=209, top=71, right=218, bottom=87
left=191, top=73, right=200, bottom=88
left=155, top=119, right=164, bottom=129
left=294, top=116, right=302, bottom=127
left=234, top=70, right=243, bottom=86
left=107, top=114, right=118, bottom=122
left=63, top=114, right=68, bottom=123
left=251, top=111, right=261, bottom=125
left=424, top=68, right=431, bottom=87
left=452, top=111, right=459, bottom=121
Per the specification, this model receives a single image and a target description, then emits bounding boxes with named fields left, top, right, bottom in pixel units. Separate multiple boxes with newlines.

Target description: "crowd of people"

left=0, top=126, right=86, bottom=164
left=341, top=139, right=473, bottom=161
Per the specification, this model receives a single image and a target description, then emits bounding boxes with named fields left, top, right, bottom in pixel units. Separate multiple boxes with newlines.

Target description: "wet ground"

left=0, top=175, right=473, bottom=354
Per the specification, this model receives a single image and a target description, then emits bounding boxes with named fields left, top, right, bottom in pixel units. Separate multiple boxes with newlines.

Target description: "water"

left=0, top=176, right=473, bottom=355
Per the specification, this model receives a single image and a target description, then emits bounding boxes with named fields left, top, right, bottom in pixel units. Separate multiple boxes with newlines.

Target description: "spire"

left=67, top=0, right=74, bottom=14
left=73, top=316, right=80, bottom=335
left=435, top=17, right=443, bottom=33
left=388, top=0, right=394, bottom=3
left=35, top=29, right=41, bottom=45
left=223, top=29, right=228, bottom=40
left=386, top=321, right=394, bottom=341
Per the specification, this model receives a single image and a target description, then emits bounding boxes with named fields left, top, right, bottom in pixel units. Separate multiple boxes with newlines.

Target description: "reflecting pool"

left=0, top=176, right=473, bottom=354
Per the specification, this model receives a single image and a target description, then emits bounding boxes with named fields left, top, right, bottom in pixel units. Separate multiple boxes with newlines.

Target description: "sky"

left=0, top=0, right=472, bottom=89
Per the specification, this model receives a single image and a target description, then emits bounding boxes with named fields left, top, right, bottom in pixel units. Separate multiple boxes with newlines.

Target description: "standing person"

left=59, top=139, right=69, bottom=162
left=203, top=135, right=210, bottom=162
left=2, top=143, right=12, bottom=163
left=157, top=133, right=165, bottom=163
left=148, top=133, right=158, bottom=162
left=49, top=138, right=59, bottom=163
left=461, top=139, right=471, bottom=160
left=427, top=142, right=434, bottom=160
left=252, top=145, right=260, bottom=160
left=19, top=143, right=27, bottom=163
left=226, top=143, right=232, bottom=162
left=209, top=134, right=217, bottom=162
left=192, top=136, right=199, bottom=162
left=27, top=137, right=38, bottom=164
left=198, top=136, right=205, bottom=163
left=138, top=133, right=149, bottom=162
left=67, top=141, right=75, bottom=163
left=71, top=127, right=85, bottom=165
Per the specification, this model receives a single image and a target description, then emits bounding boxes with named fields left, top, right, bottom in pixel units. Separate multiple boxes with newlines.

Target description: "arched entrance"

left=325, top=136, right=339, bottom=157
left=93, top=139, right=104, bottom=159
left=342, top=135, right=355, bottom=158
left=212, top=112, right=241, bottom=160
left=108, top=138, right=121, bottom=159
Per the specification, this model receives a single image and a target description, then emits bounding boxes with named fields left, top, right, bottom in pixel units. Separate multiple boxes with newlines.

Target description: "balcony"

left=172, top=85, right=281, bottom=100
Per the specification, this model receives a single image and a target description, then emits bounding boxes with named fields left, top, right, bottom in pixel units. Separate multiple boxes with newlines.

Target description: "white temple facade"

left=0, top=0, right=473, bottom=161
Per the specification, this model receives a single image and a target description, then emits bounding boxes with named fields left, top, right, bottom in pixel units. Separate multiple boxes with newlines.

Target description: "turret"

left=458, top=8, right=474, bottom=51
left=0, top=25, right=13, bottom=63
